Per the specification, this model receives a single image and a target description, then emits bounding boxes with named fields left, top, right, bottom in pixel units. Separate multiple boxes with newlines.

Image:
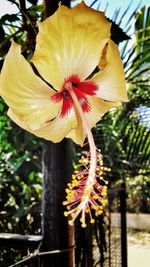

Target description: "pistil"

left=63, top=84, right=108, bottom=227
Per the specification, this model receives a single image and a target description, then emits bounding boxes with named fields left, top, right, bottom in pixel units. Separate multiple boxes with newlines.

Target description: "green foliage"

left=0, top=4, right=45, bottom=250
left=0, top=97, right=42, bottom=235
left=0, top=0, right=44, bottom=61
left=124, top=6, right=150, bottom=107
left=126, top=175, right=150, bottom=213
left=94, top=5, right=150, bottom=211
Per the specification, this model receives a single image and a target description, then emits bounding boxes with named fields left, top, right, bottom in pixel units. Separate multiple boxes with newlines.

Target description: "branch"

left=44, top=0, right=70, bottom=17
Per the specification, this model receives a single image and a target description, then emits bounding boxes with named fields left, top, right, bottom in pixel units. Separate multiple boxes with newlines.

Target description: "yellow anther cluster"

left=91, top=205, right=98, bottom=210
left=101, top=186, right=107, bottom=196
left=71, top=213, right=76, bottom=218
left=79, top=218, right=87, bottom=227
left=77, top=175, right=82, bottom=180
left=63, top=149, right=110, bottom=228
left=80, top=217, right=84, bottom=223
left=66, top=190, right=75, bottom=201
left=68, top=220, right=74, bottom=226
left=72, top=175, right=76, bottom=180
left=79, top=156, right=89, bottom=165
left=90, top=219, right=95, bottom=224
left=93, top=195, right=98, bottom=200
left=64, top=211, right=68, bottom=217
left=83, top=151, right=88, bottom=156
left=73, top=163, right=78, bottom=169
left=95, top=210, right=103, bottom=216
left=85, top=208, right=89, bottom=213
left=101, top=199, right=108, bottom=206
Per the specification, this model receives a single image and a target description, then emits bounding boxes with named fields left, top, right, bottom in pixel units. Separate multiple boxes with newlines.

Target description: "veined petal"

left=85, top=95, right=120, bottom=128
left=8, top=108, right=78, bottom=143
left=31, top=2, right=111, bottom=90
left=0, top=42, right=60, bottom=130
left=30, top=109, right=78, bottom=143
left=8, top=108, right=32, bottom=132
left=91, top=40, right=128, bottom=102
left=67, top=95, right=118, bottom=145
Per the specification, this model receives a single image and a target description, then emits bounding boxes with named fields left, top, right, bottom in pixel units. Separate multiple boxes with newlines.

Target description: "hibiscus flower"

left=0, top=2, right=128, bottom=227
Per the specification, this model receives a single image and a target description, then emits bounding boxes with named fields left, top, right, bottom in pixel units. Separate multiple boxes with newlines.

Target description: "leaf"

left=110, top=20, right=130, bottom=44
left=0, top=14, right=20, bottom=24
left=90, top=0, right=99, bottom=7
left=27, top=0, right=38, bottom=5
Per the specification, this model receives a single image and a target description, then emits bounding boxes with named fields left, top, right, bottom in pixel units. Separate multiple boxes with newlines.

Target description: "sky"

left=0, top=0, right=149, bottom=18
left=0, top=0, right=149, bottom=39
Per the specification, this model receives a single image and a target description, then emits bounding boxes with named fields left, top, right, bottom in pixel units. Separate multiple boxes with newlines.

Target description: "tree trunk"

left=40, top=140, right=75, bottom=267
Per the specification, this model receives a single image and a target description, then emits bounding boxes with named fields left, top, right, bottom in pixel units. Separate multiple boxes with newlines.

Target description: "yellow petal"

left=85, top=95, right=119, bottom=128
left=67, top=113, right=85, bottom=146
left=31, top=2, right=111, bottom=90
left=34, top=110, right=78, bottom=142
left=8, top=108, right=78, bottom=143
left=67, top=95, right=117, bottom=145
left=91, top=40, right=128, bottom=102
left=8, top=108, right=31, bottom=132
left=0, top=42, right=60, bottom=130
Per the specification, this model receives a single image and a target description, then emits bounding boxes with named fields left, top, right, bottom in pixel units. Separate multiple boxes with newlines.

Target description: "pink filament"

left=63, top=85, right=107, bottom=227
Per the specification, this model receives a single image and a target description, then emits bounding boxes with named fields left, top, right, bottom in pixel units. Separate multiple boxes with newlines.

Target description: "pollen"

left=63, top=149, right=110, bottom=227
left=68, top=220, right=74, bottom=226
left=62, top=84, right=110, bottom=228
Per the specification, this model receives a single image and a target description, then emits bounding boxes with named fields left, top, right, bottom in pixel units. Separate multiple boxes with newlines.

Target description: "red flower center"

left=51, top=75, right=97, bottom=117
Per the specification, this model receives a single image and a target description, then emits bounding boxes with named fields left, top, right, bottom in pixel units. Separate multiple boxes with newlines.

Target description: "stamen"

left=63, top=86, right=109, bottom=227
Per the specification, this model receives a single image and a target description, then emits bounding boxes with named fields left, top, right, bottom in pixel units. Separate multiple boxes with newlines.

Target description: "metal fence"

left=0, top=184, right=127, bottom=267
left=91, top=184, right=127, bottom=267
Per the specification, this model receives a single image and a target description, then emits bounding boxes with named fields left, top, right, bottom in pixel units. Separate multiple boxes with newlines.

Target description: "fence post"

left=120, top=183, right=128, bottom=267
